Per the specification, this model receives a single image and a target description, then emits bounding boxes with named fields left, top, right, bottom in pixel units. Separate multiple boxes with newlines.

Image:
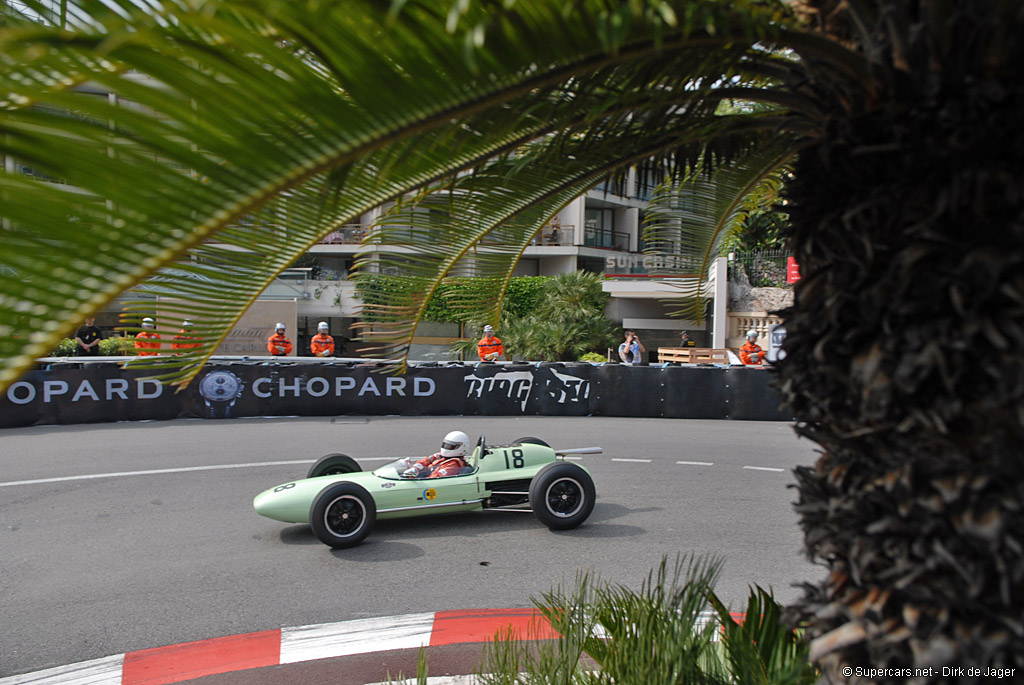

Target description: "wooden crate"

left=657, top=347, right=729, bottom=365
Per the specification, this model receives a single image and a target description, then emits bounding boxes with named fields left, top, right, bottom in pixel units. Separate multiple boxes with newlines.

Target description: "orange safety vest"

left=134, top=331, right=161, bottom=356
left=267, top=333, right=293, bottom=356
left=310, top=333, right=335, bottom=357
left=477, top=335, right=504, bottom=360
left=740, top=341, right=764, bottom=365
left=172, top=330, right=201, bottom=352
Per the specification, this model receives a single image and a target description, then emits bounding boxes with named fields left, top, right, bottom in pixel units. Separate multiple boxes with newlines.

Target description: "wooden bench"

left=657, top=347, right=730, bottom=365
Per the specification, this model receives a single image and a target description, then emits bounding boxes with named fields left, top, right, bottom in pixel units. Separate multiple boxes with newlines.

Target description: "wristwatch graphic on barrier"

left=198, top=370, right=244, bottom=418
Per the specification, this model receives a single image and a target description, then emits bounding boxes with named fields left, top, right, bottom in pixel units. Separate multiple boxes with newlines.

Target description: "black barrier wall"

left=0, top=359, right=791, bottom=428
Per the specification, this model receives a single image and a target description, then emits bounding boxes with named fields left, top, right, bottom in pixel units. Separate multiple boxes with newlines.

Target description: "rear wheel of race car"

left=514, top=437, right=550, bottom=447
left=310, top=482, right=376, bottom=549
left=307, top=453, right=361, bottom=479
left=529, top=462, right=595, bottom=530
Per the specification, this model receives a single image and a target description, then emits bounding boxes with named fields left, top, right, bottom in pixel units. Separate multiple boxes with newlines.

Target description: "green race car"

left=253, top=436, right=600, bottom=549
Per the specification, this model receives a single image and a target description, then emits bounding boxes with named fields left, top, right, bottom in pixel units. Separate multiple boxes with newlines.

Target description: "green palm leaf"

left=0, top=0, right=860, bottom=390
left=642, top=138, right=796, bottom=322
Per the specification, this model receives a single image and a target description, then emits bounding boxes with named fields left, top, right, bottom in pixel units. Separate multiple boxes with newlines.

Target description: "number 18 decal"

left=503, top=448, right=525, bottom=469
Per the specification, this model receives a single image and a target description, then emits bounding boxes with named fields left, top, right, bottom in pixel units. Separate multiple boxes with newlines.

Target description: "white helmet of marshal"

left=440, top=430, right=470, bottom=458
left=318, top=321, right=329, bottom=331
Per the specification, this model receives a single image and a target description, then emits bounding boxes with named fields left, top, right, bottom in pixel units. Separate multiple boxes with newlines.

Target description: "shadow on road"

left=272, top=502, right=651, bottom=555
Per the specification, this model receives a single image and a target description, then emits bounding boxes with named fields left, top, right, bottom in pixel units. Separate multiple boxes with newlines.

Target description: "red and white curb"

left=0, top=609, right=559, bottom=685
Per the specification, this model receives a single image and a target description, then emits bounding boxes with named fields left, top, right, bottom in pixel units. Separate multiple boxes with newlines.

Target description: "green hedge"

left=357, top=274, right=548, bottom=324
left=50, top=336, right=139, bottom=356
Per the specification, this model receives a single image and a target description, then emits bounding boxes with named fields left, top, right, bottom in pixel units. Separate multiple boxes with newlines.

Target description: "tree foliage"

left=356, top=275, right=547, bottom=325
left=496, top=271, right=619, bottom=362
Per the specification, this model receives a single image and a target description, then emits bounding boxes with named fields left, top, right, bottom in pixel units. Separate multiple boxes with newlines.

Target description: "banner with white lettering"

left=184, top=363, right=456, bottom=419
left=0, top=360, right=791, bottom=427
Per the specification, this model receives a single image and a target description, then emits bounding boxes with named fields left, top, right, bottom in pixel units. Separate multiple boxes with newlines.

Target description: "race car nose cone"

left=253, top=490, right=283, bottom=519
left=253, top=485, right=308, bottom=524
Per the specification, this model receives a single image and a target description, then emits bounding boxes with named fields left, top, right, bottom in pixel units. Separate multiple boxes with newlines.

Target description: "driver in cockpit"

left=402, top=431, right=470, bottom=479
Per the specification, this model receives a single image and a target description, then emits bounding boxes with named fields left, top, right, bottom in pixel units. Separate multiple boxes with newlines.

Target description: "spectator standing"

left=739, top=329, right=764, bottom=365
left=310, top=321, right=335, bottom=357
left=267, top=322, right=293, bottom=356
left=477, top=324, right=504, bottom=361
left=74, top=316, right=103, bottom=356
left=618, top=329, right=645, bottom=364
left=134, top=317, right=161, bottom=356
left=172, top=320, right=201, bottom=354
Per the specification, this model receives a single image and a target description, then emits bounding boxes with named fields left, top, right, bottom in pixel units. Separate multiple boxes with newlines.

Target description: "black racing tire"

left=514, top=437, right=550, bottom=447
left=307, top=453, right=361, bottom=479
left=309, top=482, right=376, bottom=549
left=529, top=462, right=596, bottom=530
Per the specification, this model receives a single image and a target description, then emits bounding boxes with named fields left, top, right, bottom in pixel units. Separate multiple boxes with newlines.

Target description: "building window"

left=584, top=208, right=615, bottom=248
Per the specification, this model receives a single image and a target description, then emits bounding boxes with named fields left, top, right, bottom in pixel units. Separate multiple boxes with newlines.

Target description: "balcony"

left=318, top=225, right=366, bottom=245
left=530, top=225, right=575, bottom=246
left=583, top=228, right=629, bottom=251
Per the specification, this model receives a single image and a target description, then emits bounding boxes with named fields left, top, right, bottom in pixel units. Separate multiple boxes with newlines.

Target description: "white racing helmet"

left=317, top=321, right=329, bottom=332
left=440, top=430, right=470, bottom=458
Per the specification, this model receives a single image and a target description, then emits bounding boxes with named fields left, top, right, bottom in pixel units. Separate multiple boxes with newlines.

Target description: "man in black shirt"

left=74, top=316, right=103, bottom=356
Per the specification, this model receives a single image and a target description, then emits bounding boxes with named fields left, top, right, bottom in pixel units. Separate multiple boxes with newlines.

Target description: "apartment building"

left=260, top=165, right=727, bottom=360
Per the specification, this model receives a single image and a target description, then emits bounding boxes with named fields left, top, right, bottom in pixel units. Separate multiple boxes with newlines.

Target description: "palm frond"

left=642, top=137, right=797, bottom=323
left=708, top=586, right=817, bottom=685
left=0, top=0, right=871, bottom=390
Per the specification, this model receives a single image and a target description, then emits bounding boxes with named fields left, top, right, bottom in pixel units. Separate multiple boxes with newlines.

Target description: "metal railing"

left=530, top=225, right=575, bottom=246
left=318, top=225, right=367, bottom=245
left=727, top=249, right=793, bottom=289
left=584, top=229, right=629, bottom=251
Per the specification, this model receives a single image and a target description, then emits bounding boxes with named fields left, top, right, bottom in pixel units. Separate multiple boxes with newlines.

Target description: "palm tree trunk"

left=779, top=81, right=1024, bottom=677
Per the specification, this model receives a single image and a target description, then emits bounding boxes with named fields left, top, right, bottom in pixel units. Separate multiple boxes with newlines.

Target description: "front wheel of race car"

left=529, top=462, right=595, bottom=530
left=308, top=453, right=361, bottom=479
left=310, top=482, right=376, bottom=549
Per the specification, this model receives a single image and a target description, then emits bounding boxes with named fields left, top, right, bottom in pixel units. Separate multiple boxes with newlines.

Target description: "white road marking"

left=280, top=612, right=435, bottom=663
left=0, top=653, right=123, bottom=684
left=0, top=455, right=790, bottom=490
left=0, top=457, right=405, bottom=488
left=0, top=460, right=316, bottom=488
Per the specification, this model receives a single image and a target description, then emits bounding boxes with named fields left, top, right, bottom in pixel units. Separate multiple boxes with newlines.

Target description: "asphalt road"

left=0, top=415, right=822, bottom=678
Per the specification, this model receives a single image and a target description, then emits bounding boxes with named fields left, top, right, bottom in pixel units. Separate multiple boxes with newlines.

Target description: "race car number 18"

left=503, top=449, right=525, bottom=469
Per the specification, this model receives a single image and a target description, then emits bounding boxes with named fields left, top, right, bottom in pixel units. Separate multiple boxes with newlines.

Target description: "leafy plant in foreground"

left=475, top=555, right=816, bottom=685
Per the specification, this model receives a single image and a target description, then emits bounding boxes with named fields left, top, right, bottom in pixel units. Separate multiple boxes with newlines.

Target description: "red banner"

left=786, top=256, right=801, bottom=284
